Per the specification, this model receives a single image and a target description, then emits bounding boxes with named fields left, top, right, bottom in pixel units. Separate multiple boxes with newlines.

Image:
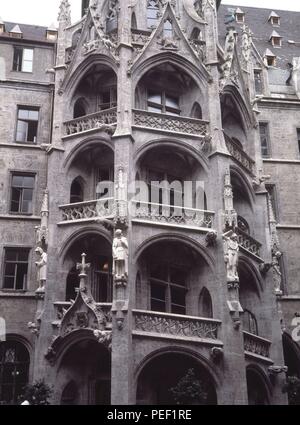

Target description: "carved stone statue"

left=113, top=230, right=128, bottom=280
left=223, top=231, right=239, bottom=282
left=35, top=247, right=47, bottom=293
left=272, top=250, right=283, bottom=295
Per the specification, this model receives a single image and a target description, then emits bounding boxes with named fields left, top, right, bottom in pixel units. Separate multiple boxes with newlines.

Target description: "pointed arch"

left=221, top=85, right=253, bottom=131
left=131, top=12, right=137, bottom=29
left=191, top=101, right=202, bottom=119
left=198, top=287, right=213, bottom=318
left=70, top=176, right=85, bottom=204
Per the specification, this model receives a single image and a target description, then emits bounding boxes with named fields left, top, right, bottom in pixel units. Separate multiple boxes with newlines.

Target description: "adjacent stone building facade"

left=0, top=0, right=299, bottom=405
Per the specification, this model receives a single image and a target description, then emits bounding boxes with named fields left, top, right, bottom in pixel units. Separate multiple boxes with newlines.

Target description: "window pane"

left=151, top=299, right=166, bottom=312
left=13, top=48, right=22, bottom=71
left=22, top=60, right=33, bottom=72
left=16, top=263, right=27, bottom=290
left=23, top=49, right=33, bottom=61
left=3, top=276, right=15, bottom=289
left=4, top=263, right=16, bottom=276
left=150, top=264, right=168, bottom=281
left=169, top=267, right=186, bottom=286
left=148, top=106, right=162, bottom=113
left=26, top=121, right=38, bottom=142
left=28, top=110, right=39, bottom=121
left=16, top=120, right=28, bottom=142
left=166, top=95, right=179, bottom=109
left=5, top=250, right=18, bottom=261
left=22, top=176, right=35, bottom=188
left=18, top=250, right=29, bottom=262
left=12, top=175, right=24, bottom=187
left=18, top=109, right=29, bottom=120
left=10, top=188, right=21, bottom=212
left=148, top=92, right=162, bottom=104
left=171, top=287, right=186, bottom=306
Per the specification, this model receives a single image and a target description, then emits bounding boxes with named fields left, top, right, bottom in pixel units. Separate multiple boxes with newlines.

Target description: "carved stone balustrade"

left=131, top=201, right=215, bottom=230
left=133, top=310, right=222, bottom=344
left=133, top=109, right=209, bottom=137
left=64, top=108, right=117, bottom=137
left=59, top=198, right=114, bottom=224
left=225, top=134, right=255, bottom=175
left=243, top=331, right=272, bottom=361
left=236, top=228, right=262, bottom=258
left=131, top=29, right=151, bottom=47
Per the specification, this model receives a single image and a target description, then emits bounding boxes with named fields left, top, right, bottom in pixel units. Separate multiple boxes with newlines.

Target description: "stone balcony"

left=236, top=227, right=262, bottom=259
left=58, top=197, right=114, bottom=225
left=64, top=108, right=117, bottom=138
left=131, top=200, right=215, bottom=231
left=133, top=109, right=209, bottom=137
left=225, top=134, right=255, bottom=175
left=133, top=309, right=222, bottom=345
left=243, top=331, right=272, bottom=363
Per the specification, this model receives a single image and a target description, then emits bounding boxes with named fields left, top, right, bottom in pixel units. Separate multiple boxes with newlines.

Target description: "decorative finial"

left=58, top=0, right=71, bottom=25
left=76, top=253, right=91, bottom=290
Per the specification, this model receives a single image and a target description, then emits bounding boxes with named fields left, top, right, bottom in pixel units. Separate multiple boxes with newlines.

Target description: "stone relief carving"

left=241, top=25, right=253, bottom=68
left=223, top=230, right=239, bottom=283
left=222, top=170, right=238, bottom=230
left=94, top=330, right=112, bottom=350
left=219, top=27, right=237, bottom=91
left=58, top=0, right=71, bottom=25
left=35, top=247, right=47, bottom=294
left=268, top=194, right=283, bottom=295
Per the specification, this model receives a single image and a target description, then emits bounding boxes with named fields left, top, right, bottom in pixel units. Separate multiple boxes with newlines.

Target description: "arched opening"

left=135, top=143, right=207, bottom=215
left=64, top=233, right=112, bottom=303
left=0, top=340, right=30, bottom=405
left=67, top=143, right=114, bottom=205
left=136, top=239, right=212, bottom=317
left=237, top=215, right=250, bottom=234
left=135, top=63, right=204, bottom=120
left=58, top=338, right=111, bottom=405
left=70, top=64, right=117, bottom=120
left=137, top=352, right=217, bottom=405
left=243, top=309, right=258, bottom=335
left=61, top=380, right=78, bottom=405
left=198, top=287, right=213, bottom=318
left=231, top=170, right=254, bottom=235
left=190, top=27, right=202, bottom=41
left=191, top=102, right=202, bottom=119
left=282, top=333, right=300, bottom=404
left=221, top=92, right=247, bottom=146
left=70, top=177, right=84, bottom=204
left=131, top=12, right=137, bottom=29
left=73, top=98, right=87, bottom=119
left=246, top=367, right=269, bottom=405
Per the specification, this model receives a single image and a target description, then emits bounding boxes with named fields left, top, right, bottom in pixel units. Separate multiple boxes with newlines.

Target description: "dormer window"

left=264, top=49, right=276, bottom=67
left=9, top=24, right=23, bottom=39
left=46, top=24, right=58, bottom=41
left=235, top=8, right=245, bottom=23
left=268, top=11, right=280, bottom=26
left=269, top=30, right=282, bottom=48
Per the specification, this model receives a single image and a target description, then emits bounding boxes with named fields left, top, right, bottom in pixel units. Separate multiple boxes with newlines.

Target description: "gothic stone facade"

left=0, top=0, right=299, bottom=405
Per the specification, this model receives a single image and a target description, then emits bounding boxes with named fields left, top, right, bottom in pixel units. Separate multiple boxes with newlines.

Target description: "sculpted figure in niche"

left=113, top=229, right=128, bottom=280
left=223, top=231, right=239, bottom=282
left=35, top=247, right=47, bottom=293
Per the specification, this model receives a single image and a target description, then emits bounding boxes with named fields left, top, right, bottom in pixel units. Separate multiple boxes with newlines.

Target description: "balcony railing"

left=243, top=331, right=271, bottom=359
left=236, top=228, right=262, bottom=258
left=133, top=310, right=222, bottom=343
left=225, top=134, right=255, bottom=175
left=64, top=108, right=117, bottom=136
left=133, top=109, right=209, bottom=137
left=131, top=200, right=215, bottom=229
left=59, top=198, right=114, bottom=223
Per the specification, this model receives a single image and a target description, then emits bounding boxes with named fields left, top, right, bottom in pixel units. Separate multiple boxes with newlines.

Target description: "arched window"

left=147, top=0, right=160, bottom=29
left=238, top=216, right=250, bottom=234
left=70, top=178, right=84, bottom=204
left=191, top=27, right=201, bottom=41
left=73, top=99, right=86, bottom=119
left=191, top=102, right=202, bottom=119
left=61, top=381, right=78, bottom=405
left=131, top=12, right=137, bottom=29
left=243, top=310, right=258, bottom=335
left=0, top=341, right=30, bottom=405
left=246, top=368, right=269, bottom=405
left=198, top=287, right=213, bottom=318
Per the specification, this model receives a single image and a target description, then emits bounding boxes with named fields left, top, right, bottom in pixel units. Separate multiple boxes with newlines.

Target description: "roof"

left=218, top=5, right=300, bottom=69
left=0, top=21, right=53, bottom=42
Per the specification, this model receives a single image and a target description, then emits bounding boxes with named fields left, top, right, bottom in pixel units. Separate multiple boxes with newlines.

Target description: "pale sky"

left=1, top=0, right=300, bottom=27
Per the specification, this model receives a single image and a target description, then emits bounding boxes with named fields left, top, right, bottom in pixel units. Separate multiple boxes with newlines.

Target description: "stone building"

left=0, top=0, right=299, bottom=405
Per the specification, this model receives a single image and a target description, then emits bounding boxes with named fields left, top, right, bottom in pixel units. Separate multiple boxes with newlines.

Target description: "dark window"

left=147, top=90, right=180, bottom=115
left=73, top=99, right=86, bottom=119
left=198, top=287, right=213, bottom=318
left=98, top=88, right=117, bottom=110
left=272, top=37, right=281, bottom=47
left=254, top=70, right=263, bottom=94
left=266, top=55, right=276, bottom=66
left=297, top=129, right=300, bottom=156
left=10, top=174, right=35, bottom=214
left=191, top=102, right=202, bottom=119
left=271, top=17, right=280, bottom=26
left=243, top=310, right=258, bottom=335
left=13, top=47, right=33, bottom=72
left=0, top=341, right=30, bottom=405
left=70, top=178, right=84, bottom=204
left=91, top=256, right=113, bottom=303
left=266, top=184, right=279, bottom=221
left=16, top=107, right=39, bottom=144
left=3, top=248, right=29, bottom=291
left=259, top=122, right=270, bottom=158
left=236, top=13, right=245, bottom=23
left=147, top=0, right=160, bottom=29
left=131, top=12, right=137, bottom=29
left=150, top=262, right=187, bottom=315
left=190, top=28, right=201, bottom=41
